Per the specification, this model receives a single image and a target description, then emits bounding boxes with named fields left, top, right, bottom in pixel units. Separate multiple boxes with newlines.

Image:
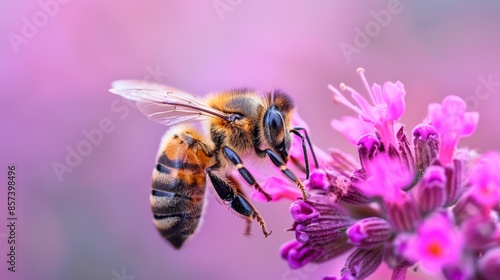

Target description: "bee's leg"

left=206, top=168, right=272, bottom=237
left=222, top=146, right=272, bottom=201
left=228, top=175, right=253, bottom=236
left=290, top=127, right=319, bottom=179
left=231, top=194, right=272, bottom=237
left=264, top=148, right=311, bottom=200
left=243, top=217, right=252, bottom=236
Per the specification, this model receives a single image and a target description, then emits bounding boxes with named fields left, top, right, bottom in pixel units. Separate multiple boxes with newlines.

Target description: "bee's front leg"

left=289, top=127, right=319, bottom=179
left=264, top=148, right=310, bottom=200
left=221, top=146, right=272, bottom=201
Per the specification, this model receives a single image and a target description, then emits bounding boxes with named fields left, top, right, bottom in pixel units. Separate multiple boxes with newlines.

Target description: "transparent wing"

left=109, top=80, right=228, bottom=126
left=137, top=101, right=211, bottom=126
left=111, top=79, right=170, bottom=91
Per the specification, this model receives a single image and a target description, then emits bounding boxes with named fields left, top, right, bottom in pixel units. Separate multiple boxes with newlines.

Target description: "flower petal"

left=251, top=176, right=301, bottom=202
left=382, top=81, right=406, bottom=121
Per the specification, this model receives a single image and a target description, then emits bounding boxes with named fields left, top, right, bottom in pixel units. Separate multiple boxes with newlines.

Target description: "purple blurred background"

left=1, top=1, right=500, bottom=279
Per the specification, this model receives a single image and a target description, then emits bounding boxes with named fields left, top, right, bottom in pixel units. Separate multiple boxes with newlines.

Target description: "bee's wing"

left=111, top=79, right=169, bottom=92
left=109, top=80, right=228, bottom=126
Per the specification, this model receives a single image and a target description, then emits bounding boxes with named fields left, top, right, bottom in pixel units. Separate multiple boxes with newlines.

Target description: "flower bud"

left=357, top=134, right=381, bottom=170
left=296, top=219, right=351, bottom=244
left=292, top=198, right=353, bottom=244
left=341, top=247, right=384, bottom=280
left=413, top=124, right=439, bottom=179
left=281, top=240, right=321, bottom=269
left=314, top=235, right=353, bottom=263
left=416, top=165, right=446, bottom=214
left=290, top=200, right=319, bottom=223
left=339, top=184, right=371, bottom=205
left=307, top=169, right=330, bottom=190
left=281, top=238, right=353, bottom=269
left=346, top=217, right=392, bottom=248
left=385, top=192, right=420, bottom=232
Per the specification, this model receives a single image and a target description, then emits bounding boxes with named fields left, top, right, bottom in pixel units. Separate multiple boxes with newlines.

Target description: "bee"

left=109, top=80, right=318, bottom=249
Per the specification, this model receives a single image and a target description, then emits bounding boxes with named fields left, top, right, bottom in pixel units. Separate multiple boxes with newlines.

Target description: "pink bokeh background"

left=1, top=1, right=500, bottom=279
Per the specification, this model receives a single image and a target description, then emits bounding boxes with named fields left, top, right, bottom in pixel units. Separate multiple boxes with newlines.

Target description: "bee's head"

left=263, top=90, right=294, bottom=162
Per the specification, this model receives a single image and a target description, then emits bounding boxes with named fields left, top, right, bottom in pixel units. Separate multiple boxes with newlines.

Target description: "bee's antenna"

left=290, top=127, right=319, bottom=179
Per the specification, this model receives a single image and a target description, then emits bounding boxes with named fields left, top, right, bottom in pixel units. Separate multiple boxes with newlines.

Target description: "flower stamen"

left=328, top=84, right=363, bottom=115
left=357, top=67, right=376, bottom=105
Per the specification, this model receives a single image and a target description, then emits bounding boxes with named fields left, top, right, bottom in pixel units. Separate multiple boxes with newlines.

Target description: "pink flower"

left=358, top=154, right=412, bottom=203
left=280, top=69, right=496, bottom=280
left=398, top=211, right=463, bottom=272
left=427, top=95, right=479, bottom=166
left=466, top=151, right=500, bottom=211
left=328, top=68, right=406, bottom=148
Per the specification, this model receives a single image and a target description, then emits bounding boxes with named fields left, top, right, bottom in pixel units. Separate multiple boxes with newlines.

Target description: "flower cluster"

left=275, top=69, right=500, bottom=280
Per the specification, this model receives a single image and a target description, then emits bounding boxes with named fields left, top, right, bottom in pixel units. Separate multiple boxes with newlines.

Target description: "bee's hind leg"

left=226, top=175, right=253, bottom=236
left=207, top=168, right=272, bottom=237
left=231, top=194, right=272, bottom=238
left=244, top=217, right=252, bottom=236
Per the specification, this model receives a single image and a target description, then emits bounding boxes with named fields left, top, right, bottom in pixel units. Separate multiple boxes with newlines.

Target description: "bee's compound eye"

left=267, top=112, right=283, bottom=132
left=264, top=108, right=285, bottom=138
left=263, top=106, right=289, bottom=160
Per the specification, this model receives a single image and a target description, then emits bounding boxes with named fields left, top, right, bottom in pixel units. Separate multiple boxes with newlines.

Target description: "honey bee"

left=109, top=80, right=318, bottom=249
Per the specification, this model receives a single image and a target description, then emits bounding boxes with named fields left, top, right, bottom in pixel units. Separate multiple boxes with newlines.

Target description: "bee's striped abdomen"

left=150, top=127, right=212, bottom=249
